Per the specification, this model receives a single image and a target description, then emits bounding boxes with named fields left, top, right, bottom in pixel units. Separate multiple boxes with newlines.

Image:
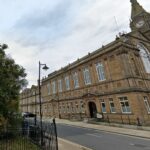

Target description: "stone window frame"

left=100, top=99, right=107, bottom=113
left=143, top=96, right=150, bottom=113
left=118, top=96, right=131, bottom=113
left=72, top=72, right=80, bottom=89
left=65, top=76, right=70, bottom=91
left=80, top=100, right=85, bottom=113
left=58, top=79, right=62, bottom=92
left=47, top=83, right=51, bottom=95
left=52, top=81, right=56, bottom=94
left=109, top=98, right=116, bottom=113
left=137, top=43, right=150, bottom=73
left=83, top=67, right=92, bottom=85
left=95, top=62, right=106, bottom=81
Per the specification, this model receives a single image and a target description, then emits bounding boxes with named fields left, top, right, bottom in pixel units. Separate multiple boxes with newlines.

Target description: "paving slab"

left=58, top=138, right=92, bottom=150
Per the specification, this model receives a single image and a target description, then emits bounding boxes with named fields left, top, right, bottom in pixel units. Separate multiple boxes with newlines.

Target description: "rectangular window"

left=96, top=63, right=106, bottom=81
left=144, top=96, right=150, bottom=113
left=83, top=68, right=91, bottom=85
left=58, top=79, right=62, bottom=92
left=65, top=76, right=70, bottom=90
left=73, top=72, right=79, bottom=88
left=101, top=100, right=106, bottom=113
left=47, top=83, right=50, bottom=95
left=119, top=97, right=131, bottom=113
left=109, top=98, right=116, bottom=113
left=52, top=81, right=56, bottom=94
left=80, top=101, right=85, bottom=113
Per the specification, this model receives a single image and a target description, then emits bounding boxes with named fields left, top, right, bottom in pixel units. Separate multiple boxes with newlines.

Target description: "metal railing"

left=0, top=119, right=58, bottom=150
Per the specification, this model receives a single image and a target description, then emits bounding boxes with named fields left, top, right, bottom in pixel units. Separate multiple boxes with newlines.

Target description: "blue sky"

left=0, top=0, right=149, bottom=87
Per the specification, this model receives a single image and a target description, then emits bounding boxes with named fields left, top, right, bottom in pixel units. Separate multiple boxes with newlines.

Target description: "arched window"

left=137, top=43, right=150, bottom=73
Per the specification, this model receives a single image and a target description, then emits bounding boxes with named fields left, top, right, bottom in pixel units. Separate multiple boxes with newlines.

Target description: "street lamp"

left=38, top=61, right=49, bottom=146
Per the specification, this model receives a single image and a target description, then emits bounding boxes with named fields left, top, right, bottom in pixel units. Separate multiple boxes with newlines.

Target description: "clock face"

left=136, top=20, right=145, bottom=28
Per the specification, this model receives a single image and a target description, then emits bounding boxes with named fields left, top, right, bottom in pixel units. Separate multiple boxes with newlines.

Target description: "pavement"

left=58, top=138, right=92, bottom=150
left=43, top=118, right=150, bottom=150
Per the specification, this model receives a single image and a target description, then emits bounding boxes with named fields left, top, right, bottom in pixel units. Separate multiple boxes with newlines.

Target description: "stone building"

left=19, top=0, right=150, bottom=125
left=19, top=85, right=40, bottom=115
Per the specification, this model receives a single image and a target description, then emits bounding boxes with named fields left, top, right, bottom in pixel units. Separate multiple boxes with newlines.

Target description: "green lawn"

left=0, top=137, right=41, bottom=150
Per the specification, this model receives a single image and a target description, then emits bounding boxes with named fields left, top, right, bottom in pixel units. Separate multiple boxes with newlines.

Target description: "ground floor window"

left=144, top=96, right=150, bottom=113
left=109, top=98, right=116, bottom=113
left=75, top=102, right=79, bottom=113
left=119, top=97, right=131, bottom=113
left=80, top=101, right=85, bottom=113
left=101, top=100, right=106, bottom=113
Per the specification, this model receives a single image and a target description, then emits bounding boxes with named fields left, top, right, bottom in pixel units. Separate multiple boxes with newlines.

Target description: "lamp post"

left=34, top=90, right=37, bottom=125
left=38, top=61, right=49, bottom=146
left=34, top=90, right=37, bottom=115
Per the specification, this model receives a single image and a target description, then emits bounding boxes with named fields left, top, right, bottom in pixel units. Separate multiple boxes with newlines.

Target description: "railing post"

left=128, top=115, right=131, bottom=125
left=107, top=115, right=110, bottom=124
left=121, top=114, right=124, bottom=124
left=53, top=118, right=58, bottom=150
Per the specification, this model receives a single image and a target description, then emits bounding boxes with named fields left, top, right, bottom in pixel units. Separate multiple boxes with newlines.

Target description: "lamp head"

left=42, top=64, right=49, bottom=70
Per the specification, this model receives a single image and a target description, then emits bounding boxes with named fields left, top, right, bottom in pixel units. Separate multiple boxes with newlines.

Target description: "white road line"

left=86, top=133, right=102, bottom=138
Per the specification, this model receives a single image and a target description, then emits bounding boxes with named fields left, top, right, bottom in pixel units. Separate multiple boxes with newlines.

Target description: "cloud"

left=1, top=0, right=150, bottom=87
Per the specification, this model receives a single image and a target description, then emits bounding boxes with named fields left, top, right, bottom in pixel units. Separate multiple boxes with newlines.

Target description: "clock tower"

left=130, top=0, right=150, bottom=39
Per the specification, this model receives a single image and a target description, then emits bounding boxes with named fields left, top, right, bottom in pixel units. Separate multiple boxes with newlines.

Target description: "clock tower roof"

left=130, top=0, right=146, bottom=19
left=130, top=0, right=150, bottom=36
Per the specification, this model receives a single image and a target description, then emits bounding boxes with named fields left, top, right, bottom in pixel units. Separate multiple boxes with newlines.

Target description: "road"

left=57, top=123, right=150, bottom=150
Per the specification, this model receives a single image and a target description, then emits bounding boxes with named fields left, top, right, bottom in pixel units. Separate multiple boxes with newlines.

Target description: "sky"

left=0, top=0, right=149, bottom=87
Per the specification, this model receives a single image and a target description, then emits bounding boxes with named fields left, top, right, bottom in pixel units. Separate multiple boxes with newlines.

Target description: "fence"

left=92, top=113, right=141, bottom=125
left=0, top=119, right=58, bottom=150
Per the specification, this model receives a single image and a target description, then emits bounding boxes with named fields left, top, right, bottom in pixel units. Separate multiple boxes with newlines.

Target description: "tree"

left=0, top=44, right=27, bottom=128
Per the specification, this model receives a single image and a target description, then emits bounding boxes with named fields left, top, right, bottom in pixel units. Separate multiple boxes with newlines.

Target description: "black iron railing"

left=0, top=119, right=58, bottom=150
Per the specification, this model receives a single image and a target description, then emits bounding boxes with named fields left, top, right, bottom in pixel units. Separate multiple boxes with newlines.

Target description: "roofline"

left=42, top=35, right=137, bottom=82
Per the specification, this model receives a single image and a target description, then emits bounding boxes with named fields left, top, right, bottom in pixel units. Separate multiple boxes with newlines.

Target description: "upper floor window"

left=58, top=79, right=62, bottom=92
left=83, top=68, right=91, bottom=85
left=52, top=81, right=56, bottom=94
left=144, top=96, right=150, bottom=113
left=137, top=43, right=150, bottom=73
left=96, top=63, right=106, bottom=81
left=65, top=76, right=70, bottom=90
left=47, top=83, right=50, bottom=95
left=73, top=72, right=79, bottom=88
left=119, top=97, right=131, bottom=113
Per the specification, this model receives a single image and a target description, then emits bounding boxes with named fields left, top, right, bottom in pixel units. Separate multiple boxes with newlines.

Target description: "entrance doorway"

left=88, top=102, right=97, bottom=118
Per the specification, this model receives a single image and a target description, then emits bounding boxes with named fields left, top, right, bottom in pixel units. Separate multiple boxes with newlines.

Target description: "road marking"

left=86, top=133, right=102, bottom=138
left=129, top=143, right=150, bottom=149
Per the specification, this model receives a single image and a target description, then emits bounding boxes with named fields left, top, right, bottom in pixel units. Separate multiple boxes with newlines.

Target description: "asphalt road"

left=57, top=123, right=150, bottom=150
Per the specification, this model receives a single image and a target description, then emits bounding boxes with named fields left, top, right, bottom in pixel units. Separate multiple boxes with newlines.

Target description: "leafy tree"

left=0, top=44, right=27, bottom=128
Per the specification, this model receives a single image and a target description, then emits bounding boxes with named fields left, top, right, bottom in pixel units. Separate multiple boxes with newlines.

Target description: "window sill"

left=74, top=86, right=80, bottom=89
left=98, top=79, right=106, bottom=82
left=121, top=112, right=132, bottom=114
left=85, top=83, right=91, bottom=86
